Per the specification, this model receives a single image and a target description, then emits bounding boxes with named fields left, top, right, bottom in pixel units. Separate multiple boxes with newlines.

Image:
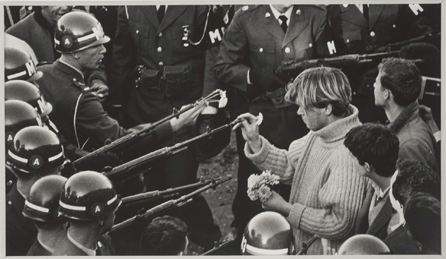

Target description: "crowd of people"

left=3, top=4, right=441, bottom=256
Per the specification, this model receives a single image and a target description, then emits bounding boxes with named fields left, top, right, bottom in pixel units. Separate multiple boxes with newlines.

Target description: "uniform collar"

left=67, top=230, right=96, bottom=256
left=58, top=59, right=85, bottom=80
left=269, top=5, right=293, bottom=24
left=37, top=236, right=55, bottom=254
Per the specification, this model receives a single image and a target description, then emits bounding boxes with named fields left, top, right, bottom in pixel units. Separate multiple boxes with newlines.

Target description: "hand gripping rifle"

left=102, top=115, right=246, bottom=182
left=109, top=176, right=232, bottom=233
left=71, top=90, right=227, bottom=171
left=120, top=177, right=211, bottom=208
left=296, top=235, right=320, bottom=255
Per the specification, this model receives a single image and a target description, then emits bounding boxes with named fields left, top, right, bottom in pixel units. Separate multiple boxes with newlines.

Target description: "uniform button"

left=285, top=47, right=290, bottom=53
left=309, top=43, right=313, bottom=48
left=7, top=180, right=13, bottom=186
left=73, top=78, right=77, bottom=81
left=346, top=39, right=350, bottom=43
left=259, top=48, right=263, bottom=53
left=8, top=201, right=12, bottom=205
left=159, top=61, right=164, bottom=66
left=157, top=47, right=162, bottom=52
left=136, top=29, right=140, bottom=34
left=393, top=24, right=396, bottom=28
left=158, top=32, right=163, bottom=37
left=370, top=31, right=376, bottom=37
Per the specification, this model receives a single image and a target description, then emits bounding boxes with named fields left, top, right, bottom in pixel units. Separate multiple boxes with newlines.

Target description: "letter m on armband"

left=327, top=40, right=337, bottom=55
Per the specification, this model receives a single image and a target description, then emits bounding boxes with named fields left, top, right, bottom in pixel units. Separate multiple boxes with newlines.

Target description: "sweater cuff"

left=244, top=136, right=270, bottom=164
left=287, top=203, right=306, bottom=229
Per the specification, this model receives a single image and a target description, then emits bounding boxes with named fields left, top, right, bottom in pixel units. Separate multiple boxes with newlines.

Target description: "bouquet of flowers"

left=247, top=170, right=280, bottom=202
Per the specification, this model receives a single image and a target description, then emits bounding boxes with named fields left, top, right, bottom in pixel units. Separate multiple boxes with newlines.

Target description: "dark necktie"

left=279, top=15, right=288, bottom=33
left=157, top=5, right=165, bottom=23
left=363, top=4, right=369, bottom=21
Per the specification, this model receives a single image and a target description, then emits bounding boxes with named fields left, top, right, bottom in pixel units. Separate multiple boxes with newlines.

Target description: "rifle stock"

left=110, top=176, right=232, bottom=233
left=296, top=235, right=320, bottom=255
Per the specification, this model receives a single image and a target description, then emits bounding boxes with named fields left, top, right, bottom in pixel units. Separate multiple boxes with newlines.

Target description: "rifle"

left=296, top=235, right=320, bottom=255
left=110, top=176, right=232, bottom=233
left=71, top=89, right=227, bottom=171
left=120, top=178, right=211, bottom=208
left=369, top=32, right=441, bottom=53
left=201, top=239, right=234, bottom=255
left=102, top=115, right=245, bottom=181
left=275, top=51, right=400, bottom=81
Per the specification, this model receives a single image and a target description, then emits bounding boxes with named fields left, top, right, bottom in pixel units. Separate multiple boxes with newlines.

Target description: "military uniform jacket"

left=327, top=4, right=433, bottom=54
left=27, top=239, right=52, bottom=256
left=37, top=60, right=128, bottom=150
left=52, top=233, right=115, bottom=256
left=110, top=5, right=208, bottom=124
left=214, top=5, right=331, bottom=147
left=6, top=185, right=38, bottom=256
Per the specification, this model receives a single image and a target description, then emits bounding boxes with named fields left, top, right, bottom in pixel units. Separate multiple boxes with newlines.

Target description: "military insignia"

left=29, top=155, right=43, bottom=169
left=241, top=236, right=247, bottom=253
left=343, top=4, right=349, bottom=8
left=91, top=202, right=104, bottom=216
left=296, top=9, right=301, bottom=16
left=242, top=6, right=249, bottom=11
left=62, top=36, right=73, bottom=48
left=6, top=132, right=14, bottom=145
left=409, top=4, right=423, bottom=15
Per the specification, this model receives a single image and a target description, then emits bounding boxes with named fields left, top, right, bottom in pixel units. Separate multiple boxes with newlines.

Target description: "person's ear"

left=364, top=162, right=372, bottom=172
left=324, top=103, right=333, bottom=116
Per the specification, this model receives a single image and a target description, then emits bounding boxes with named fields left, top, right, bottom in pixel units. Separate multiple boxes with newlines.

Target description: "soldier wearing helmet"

left=36, top=11, right=204, bottom=154
left=6, top=126, right=65, bottom=256
left=5, top=47, right=42, bottom=82
left=5, top=100, right=43, bottom=194
left=241, top=211, right=294, bottom=255
left=337, top=234, right=391, bottom=255
left=23, top=175, right=68, bottom=255
left=53, top=171, right=121, bottom=255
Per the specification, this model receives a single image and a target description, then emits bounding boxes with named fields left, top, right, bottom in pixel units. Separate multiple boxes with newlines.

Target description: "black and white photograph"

left=1, top=2, right=443, bottom=256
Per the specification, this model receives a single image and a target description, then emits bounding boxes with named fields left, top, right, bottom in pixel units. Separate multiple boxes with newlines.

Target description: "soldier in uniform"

left=6, top=126, right=65, bottom=256
left=214, top=4, right=333, bottom=241
left=109, top=5, right=221, bottom=250
left=53, top=171, right=121, bottom=255
left=4, top=100, right=42, bottom=194
left=23, top=175, right=68, bottom=255
left=327, top=4, right=434, bottom=123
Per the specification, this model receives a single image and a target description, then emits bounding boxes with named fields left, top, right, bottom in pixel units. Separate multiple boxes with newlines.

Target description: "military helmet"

left=5, top=80, right=53, bottom=117
left=5, top=47, right=42, bottom=82
left=5, top=100, right=42, bottom=149
left=55, top=11, right=110, bottom=53
left=6, top=126, right=64, bottom=175
left=338, top=234, right=390, bottom=255
left=58, top=171, right=121, bottom=221
left=241, top=211, right=294, bottom=255
left=23, top=175, right=68, bottom=224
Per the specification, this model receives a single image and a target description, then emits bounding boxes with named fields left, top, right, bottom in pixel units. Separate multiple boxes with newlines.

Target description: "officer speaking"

left=3, top=3, right=441, bottom=256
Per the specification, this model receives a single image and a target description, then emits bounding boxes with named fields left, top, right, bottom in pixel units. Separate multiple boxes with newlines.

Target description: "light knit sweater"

left=245, top=105, right=370, bottom=255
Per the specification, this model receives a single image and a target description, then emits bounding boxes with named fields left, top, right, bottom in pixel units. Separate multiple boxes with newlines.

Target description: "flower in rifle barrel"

left=255, top=112, right=263, bottom=126
left=246, top=170, right=280, bottom=202
left=206, top=89, right=228, bottom=108
left=218, top=90, right=228, bottom=108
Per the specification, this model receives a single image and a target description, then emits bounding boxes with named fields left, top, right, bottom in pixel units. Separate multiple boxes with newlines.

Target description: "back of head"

left=404, top=192, right=441, bottom=254
left=338, top=234, right=390, bottom=255
left=392, top=160, right=440, bottom=206
left=5, top=47, right=42, bottom=82
left=23, top=175, right=67, bottom=225
left=6, top=126, right=64, bottom=178
left=5, top=80, right=52, bottom=117
left=58, top=171, right=121, bottom=222
left=344, top=123, right=399, bottom=177
left=241, top=211, right=293, bottom=255
left=285, top=67, right=351, bottom=117
left=378, top=58, right=421, bottom=107
left=140, top=215, right=188, bottom=255
left=5, top=100, right=42, bottom=150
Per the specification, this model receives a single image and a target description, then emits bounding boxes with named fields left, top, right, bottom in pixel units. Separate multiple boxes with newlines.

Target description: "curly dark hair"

left=344, top=123, right=399, bottom=177
left=392, top=159, right=440, bottom=205
left=140, top=215, right=188, bottom=255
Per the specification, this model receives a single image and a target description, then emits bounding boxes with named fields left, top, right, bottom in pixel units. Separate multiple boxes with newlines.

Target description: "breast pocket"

left=129, top=23, right=151, bottom=56
left=249, top=41, right=275, bottom=67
